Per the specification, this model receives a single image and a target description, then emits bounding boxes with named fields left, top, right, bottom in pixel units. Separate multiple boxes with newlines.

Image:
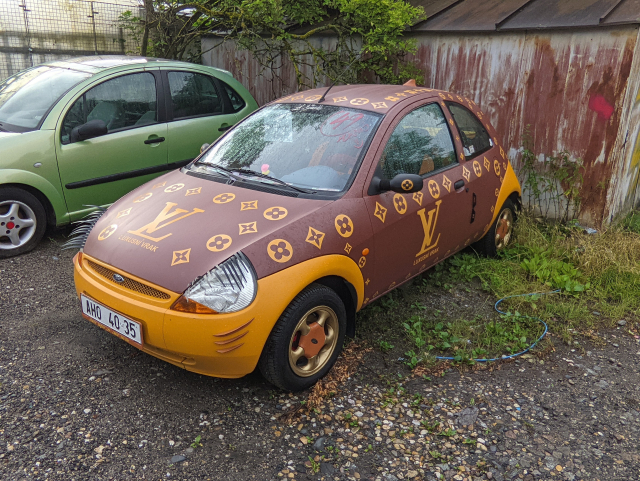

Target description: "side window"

left=61, top=72, right=157, bottom=144
left=168, top=71, right=223, bottom=119
left=447, top=103, right=492, bottom=159
left=220, top=80, right=246, bottom=112
left=379, top=103, right=456, bottom=180
left=61, top=95, right=84, bottom=144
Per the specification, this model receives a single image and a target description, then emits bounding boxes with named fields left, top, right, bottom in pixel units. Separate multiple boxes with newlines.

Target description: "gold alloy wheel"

left=288, top=305, right=339, bottom=377
left=495, top=207, right=514, bottom=250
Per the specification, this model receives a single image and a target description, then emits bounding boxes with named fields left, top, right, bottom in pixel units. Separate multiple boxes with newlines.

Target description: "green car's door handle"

left=144, top=137, right=165, bottom=145
left=218, top=124, right=234, bottom=132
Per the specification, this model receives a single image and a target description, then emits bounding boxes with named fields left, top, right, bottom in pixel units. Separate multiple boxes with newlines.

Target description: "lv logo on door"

left=416, top=200, right=442, bottom=256
left=129, top=202, right=204, bottom=242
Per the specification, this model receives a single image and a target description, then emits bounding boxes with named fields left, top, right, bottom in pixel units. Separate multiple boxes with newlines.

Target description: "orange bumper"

left=73, top=252, right=363, bottom=378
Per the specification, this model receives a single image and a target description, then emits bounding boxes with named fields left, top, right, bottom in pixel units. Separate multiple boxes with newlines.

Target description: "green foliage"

left=190, top=435, right=203, bottom=449
left=622, top=210, right=640, bottom=234
left=119, top=0, right=425, bottom=88
left=518, top=128, right=585, bottom=222
left=378, top=340, right=394, bottom=352
left=520, top=248, right=588, bottom=293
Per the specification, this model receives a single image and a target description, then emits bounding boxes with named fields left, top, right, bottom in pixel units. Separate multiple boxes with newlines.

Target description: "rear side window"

left=447, top=103, right=492, bottom=159
left=220, top=80, right=246, bottom=112
left=61, top=72, right=157, bottom=143
left=168, top=71, right=223, bottom=119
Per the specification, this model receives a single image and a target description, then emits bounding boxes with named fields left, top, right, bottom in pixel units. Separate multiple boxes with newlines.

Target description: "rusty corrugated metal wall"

left=203, top=25, right=640, bottom=226
left=407, top=27, right=639, bottom=225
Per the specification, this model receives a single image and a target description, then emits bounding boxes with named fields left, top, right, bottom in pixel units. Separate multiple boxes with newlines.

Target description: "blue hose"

left=435, top=289, right=560, bottom=362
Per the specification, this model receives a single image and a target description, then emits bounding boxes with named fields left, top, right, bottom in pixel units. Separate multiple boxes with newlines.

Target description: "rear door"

left=161, top=69, right=238, bottom=167
left=56, top=70, right=168, bottom=220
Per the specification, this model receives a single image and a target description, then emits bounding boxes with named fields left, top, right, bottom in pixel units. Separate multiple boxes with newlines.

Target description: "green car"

left=0, top=56, right=258, bottom=258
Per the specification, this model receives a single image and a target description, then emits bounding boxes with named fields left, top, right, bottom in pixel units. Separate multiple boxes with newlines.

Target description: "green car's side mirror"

left=70, top=119, right=108, bottom=143
left=370, top=173, right=423, bottom=194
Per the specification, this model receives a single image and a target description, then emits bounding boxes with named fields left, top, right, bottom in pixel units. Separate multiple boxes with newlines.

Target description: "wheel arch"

left=314, top=275, right=358, bottom=338
left=0, top=182, right=58, bottom=227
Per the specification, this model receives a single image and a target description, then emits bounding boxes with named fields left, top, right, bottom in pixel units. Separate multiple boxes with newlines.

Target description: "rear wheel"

left=0, top=188, right=47, bottom=259
left=259, top=283, right=346, bottom=391
left=474, top=198, right=516, bottom=257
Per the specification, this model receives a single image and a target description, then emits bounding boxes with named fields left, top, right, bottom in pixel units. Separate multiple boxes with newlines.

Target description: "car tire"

left=474, top=198, right=517, bottom=257
left=259, top=283, right=347, bottom=392
left=0, top=187, right=47, bottom=259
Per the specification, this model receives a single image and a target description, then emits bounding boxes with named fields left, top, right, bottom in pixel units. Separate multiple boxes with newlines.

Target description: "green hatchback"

left=0, top=56, right=258, bottom=258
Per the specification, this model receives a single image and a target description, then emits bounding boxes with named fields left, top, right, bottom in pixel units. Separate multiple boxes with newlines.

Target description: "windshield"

left=191, top=103, right=382, bottom=192
left=0, top=66, right=91, bottom=131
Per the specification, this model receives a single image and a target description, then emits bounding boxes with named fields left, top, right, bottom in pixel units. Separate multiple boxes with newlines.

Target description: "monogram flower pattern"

left=334, top=215, right=354, bottom=238
left=267, top=239, right=293, bottom=263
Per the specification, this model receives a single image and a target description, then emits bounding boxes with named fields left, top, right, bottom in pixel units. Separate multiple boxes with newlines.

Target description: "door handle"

left=218, top=124, right=234, bottom=132
left=144, top=137, right=165, bottom=144
left=454, top=180, right=465, bottom=190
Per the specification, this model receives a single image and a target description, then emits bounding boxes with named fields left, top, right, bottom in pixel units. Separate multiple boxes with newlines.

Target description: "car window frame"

left=215, top=78, right=246, bottom=113
left=366, top=101, right=460, bottom=195
left=60, top=69, right=164, bottom=145
left=445, top=101, right=493, bottom=160
left=163, top=70, right=228, bottom=122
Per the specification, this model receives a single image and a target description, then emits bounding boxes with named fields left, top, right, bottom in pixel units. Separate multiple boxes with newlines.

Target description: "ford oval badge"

left=113, top=274, right=125, bottom=283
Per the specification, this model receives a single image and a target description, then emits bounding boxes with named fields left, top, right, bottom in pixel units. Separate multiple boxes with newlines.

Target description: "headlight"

left=171, top=252, right=257, bottom=314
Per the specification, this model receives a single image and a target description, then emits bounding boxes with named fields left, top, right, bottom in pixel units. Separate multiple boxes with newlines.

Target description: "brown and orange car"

left=71, top=83, right=521, bottom=391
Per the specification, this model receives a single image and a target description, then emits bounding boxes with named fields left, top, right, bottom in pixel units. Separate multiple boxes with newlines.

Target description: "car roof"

left=41, top=55, right=230, bottom=76
left=271, top=84, right=466, bottom=116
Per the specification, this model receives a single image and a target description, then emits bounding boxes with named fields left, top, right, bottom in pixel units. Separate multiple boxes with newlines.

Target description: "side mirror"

left=370, top=173, right=423, bottom=194
left=200, top=143, right=211, bottom=154
left=70, top=119, right=108, bottom=143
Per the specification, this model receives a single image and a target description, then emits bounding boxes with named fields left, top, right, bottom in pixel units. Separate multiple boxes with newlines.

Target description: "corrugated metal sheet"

left=406, top=28, right=638, bottom=224
left=500, top=0, right=622, bottom=29
left=608, top=31, right=640, bottom=220
left=412, top=0, right=530, bottom=31
left=410, top=0, right=640, bottom=31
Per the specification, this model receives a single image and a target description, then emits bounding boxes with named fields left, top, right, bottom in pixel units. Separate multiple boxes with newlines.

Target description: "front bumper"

left=74, top=253, right=284, bottom=378
left=73, top=252, right=364, bottom=379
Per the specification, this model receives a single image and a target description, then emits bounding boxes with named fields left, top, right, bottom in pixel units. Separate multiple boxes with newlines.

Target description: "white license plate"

left=81, top=295, right=143, bottom=346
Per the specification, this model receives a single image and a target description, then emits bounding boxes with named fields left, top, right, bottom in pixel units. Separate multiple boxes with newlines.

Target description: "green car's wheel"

left=474, top=198, right=517, bottom=257
left=259, top=283, right=346, bottom=391
left=0, top=187, right=47, bottom=258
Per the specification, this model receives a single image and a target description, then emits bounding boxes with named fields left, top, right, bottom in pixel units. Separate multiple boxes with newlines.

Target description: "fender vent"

left=87, top=261, right=171, bottom=300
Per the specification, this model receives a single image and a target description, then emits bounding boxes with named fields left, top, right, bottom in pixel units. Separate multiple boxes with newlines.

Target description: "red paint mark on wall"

left=588, top=94, right=614, bottom=121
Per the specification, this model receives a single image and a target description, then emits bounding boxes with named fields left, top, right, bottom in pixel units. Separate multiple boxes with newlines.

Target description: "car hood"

left=83, top=169, right=332, bottom=293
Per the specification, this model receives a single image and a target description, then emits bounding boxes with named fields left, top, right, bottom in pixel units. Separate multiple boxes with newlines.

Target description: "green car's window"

left=379, top=103, right=456, bottom=180
left=220, top=80, right=246, bottom=112
left=61, top=72, right=157, bottom=143
left=168, top=71, right=223, bottom=119
left=0, top=66, right=90, bottom=131
left=447, top=102, right=492, bottom=159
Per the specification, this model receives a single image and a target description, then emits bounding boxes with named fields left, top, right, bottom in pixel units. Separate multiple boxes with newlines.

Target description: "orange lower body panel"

left=74, top=253, right=363, bottom=378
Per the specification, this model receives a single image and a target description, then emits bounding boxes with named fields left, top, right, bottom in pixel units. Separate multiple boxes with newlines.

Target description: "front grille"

left=87, top=261, right=171, bottom=300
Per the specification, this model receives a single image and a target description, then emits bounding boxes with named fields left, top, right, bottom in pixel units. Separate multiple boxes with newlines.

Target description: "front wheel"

left=259, top=283, right=347, bottom=391
left=474, top=198, right=517, bottom=257
left=0, top=187, right=47, bottom=259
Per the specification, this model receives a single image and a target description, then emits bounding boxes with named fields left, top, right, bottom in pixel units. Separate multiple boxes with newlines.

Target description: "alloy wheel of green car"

left=0, top=187, right=47, bottom=258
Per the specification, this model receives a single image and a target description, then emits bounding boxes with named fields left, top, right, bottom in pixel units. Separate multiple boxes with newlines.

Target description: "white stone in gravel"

left=83, top=409, right=91, bottom=414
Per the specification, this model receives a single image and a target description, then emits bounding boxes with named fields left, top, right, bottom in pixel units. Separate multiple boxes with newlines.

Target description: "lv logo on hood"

left=128, top=202, right=204, bottom=242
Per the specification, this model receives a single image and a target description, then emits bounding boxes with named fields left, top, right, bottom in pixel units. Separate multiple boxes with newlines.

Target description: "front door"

left=161, top=70, right=238, bottom=166
left=56, top=70, right=168, bottom=220
left=362, top=101, right=473, bottom=303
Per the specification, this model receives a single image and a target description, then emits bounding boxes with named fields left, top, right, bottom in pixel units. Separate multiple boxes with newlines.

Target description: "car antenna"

left=318, top=54, right=362, bottom=103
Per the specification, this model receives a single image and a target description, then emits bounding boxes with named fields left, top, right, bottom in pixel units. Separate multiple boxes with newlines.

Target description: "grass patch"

left=359, top=211, right=640, bottom=366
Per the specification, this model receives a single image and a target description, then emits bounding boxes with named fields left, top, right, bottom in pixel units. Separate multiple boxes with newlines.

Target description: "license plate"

left=81, top=295, right=143, bottom=346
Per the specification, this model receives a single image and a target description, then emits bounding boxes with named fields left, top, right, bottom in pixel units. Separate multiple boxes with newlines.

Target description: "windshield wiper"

left=231, top=169, right=315, bottom=194
left=197, top=162, right=240, bottom=181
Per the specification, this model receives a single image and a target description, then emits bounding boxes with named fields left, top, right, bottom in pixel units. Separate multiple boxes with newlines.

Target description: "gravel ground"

left=1, top=234, right=640, bottom=480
